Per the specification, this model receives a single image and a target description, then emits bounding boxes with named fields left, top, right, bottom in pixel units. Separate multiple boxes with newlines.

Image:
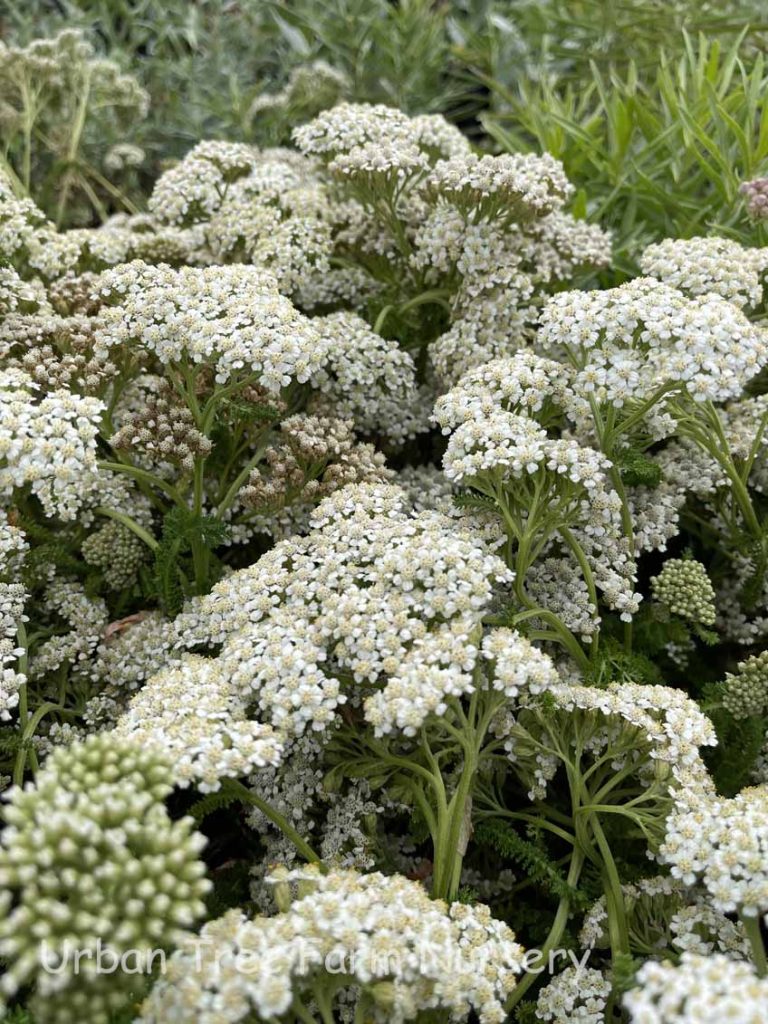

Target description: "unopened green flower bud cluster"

left=722, top=650, right=768, bottom=719
left=81, top=519, right=148, bottom=590
left=651, top=558, right=716, bottom=626
left=0, top=733, right=211, bottom=1024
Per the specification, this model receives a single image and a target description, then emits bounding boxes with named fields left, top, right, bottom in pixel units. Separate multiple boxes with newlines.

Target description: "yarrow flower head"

left=0, top=369, right=103, bottom=520
left=536, top=965, right=612, bottom=1024
left=623, top=951, right=768, bottom=1024
left=659, top=785, right=768, bottom=919
left=481, top=628, right=560, bottom=700
left=138, top=864, right=524, bottom=1024
left=239, top=413, right=391, bottom=529
left=112, top=654, right=284, bottom=792
left=293, top=103, right=470, bottom=197
left=0, top=733, right=210, bottom=1023
left=249, top=60, right=349, bottom=129
left=433, top=350, right=579, bottom=432
left=81, top=519, right=148, bottom=590
left=310, top=311, right=429, bottom=443
left=424, top=151, right=572, bottom=222
left=538, top=277, right=768, bottom=405
left=92, top=260, right=328, bottom=391
left=640, top=235, right=768, bottom=309
left=174, top=482, right=512, bottom=738
left=148, top=140, right=259, bottom=225
left=293, top=102, right=418, bottom=158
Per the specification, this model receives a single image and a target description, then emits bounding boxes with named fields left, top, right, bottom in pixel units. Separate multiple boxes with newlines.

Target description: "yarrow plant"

left=2, top=35, right=768, bottom=1024
left=138, top=864, right=524, bottom=1024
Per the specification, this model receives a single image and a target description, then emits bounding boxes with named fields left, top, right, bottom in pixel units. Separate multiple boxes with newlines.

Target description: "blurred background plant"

left=0, top=27, right=148, bottom=226
left=2, top=0, right=487, bottom=196
left=477, top=31, right=768, bottom=277
left=3, top=0, right=768, bottom=250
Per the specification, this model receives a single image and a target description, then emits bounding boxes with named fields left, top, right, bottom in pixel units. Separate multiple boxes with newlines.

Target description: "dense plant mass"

left=2, top=3, right=768, bottom=1023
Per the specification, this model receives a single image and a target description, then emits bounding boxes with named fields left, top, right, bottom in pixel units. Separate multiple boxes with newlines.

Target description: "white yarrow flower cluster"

left=659, top=785, right=768, bottom=919
left=30, top=579, right=108, bottom=678
left=92, top=260, right=328, bottom=390
left=113, top=654, right=284, bottom=792
left=538, top=277, right=768, bottom=404
left=0, top=369, right=103, bottom=520
left=138, top=865, right=524, bottom=1024
left=640, top=235, right=768, bottom=308
left=311, top=311, right=429, bottom=442
left=424, top=152, right=572, bottom=220
left=433, top=351, right=579, bottom=431
left=623, top=952, right=768, bottom=1024
left=481, top=628, right=559, bottom=699
left=0, top=667, right=24, bottom=723
left=536, top=966, right=612, bottom=1024
left=148, top=140, right=259, bottom=225
left=175, top=482, right=512, bottom=737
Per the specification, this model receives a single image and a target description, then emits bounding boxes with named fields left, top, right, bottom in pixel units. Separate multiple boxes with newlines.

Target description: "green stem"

left=432, top=746, right=478, bottom=901
left=397, top=288, right=452, bottom=315
left=190, top=456, right=209, bottom=592
left=97, top=460, right=183, bottom=504
left=13, top=701, right=64, bottom=786
left=94, top=506, right=158, bottom=551
left=292, top=997, right=319, bottom=1024
left=56, top=65, right=92, bottom=227
left=14, top=622, right=29, bottom=784
left=590, top=814, right=630, bottom=958
left=373, top=304, right=394, bottom=334
left=506, top=847, right=585, bottom=1011
left=688, top=402, right=762, bottom=539
left=216, top=436, right=271, bottom=516
left=312, top=987, right=336, bottom=1024
left=20, top=84, right=37, bottom=194
left=741, top=911, right=768, bottom=977
left=476, top=805, right=576, bottom=845
left=225, top=779, right=325, bottom=867
left=81, top=162, right=140, bottom=215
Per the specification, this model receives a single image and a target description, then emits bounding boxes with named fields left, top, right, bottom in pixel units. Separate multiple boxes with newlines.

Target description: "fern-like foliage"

left=152, top=506, right=229, bottom=613
left=740, top=539, right=768, bottom=611
left=611, top=952, right=642, bottom=995
left=617, top=447, right=662, bottom=488
left=585, top=636, right=662, bottom=687
left=456, top=884, right=480, bottom=905
left=704, top=690, right=767, bottom=796
left=514, top=1003, right=541, bottom=1024
left=0, top=728, right=23, bottom=756
left=452, top=492, right=499, bottom=515
left=475, top=819, right=588, bottom=910
left=189, top=778, right=246, bottom=823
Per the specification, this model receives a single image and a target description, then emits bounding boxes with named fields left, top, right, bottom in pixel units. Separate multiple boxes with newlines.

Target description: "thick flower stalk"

left=434, top=351, right=641, bottom=668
